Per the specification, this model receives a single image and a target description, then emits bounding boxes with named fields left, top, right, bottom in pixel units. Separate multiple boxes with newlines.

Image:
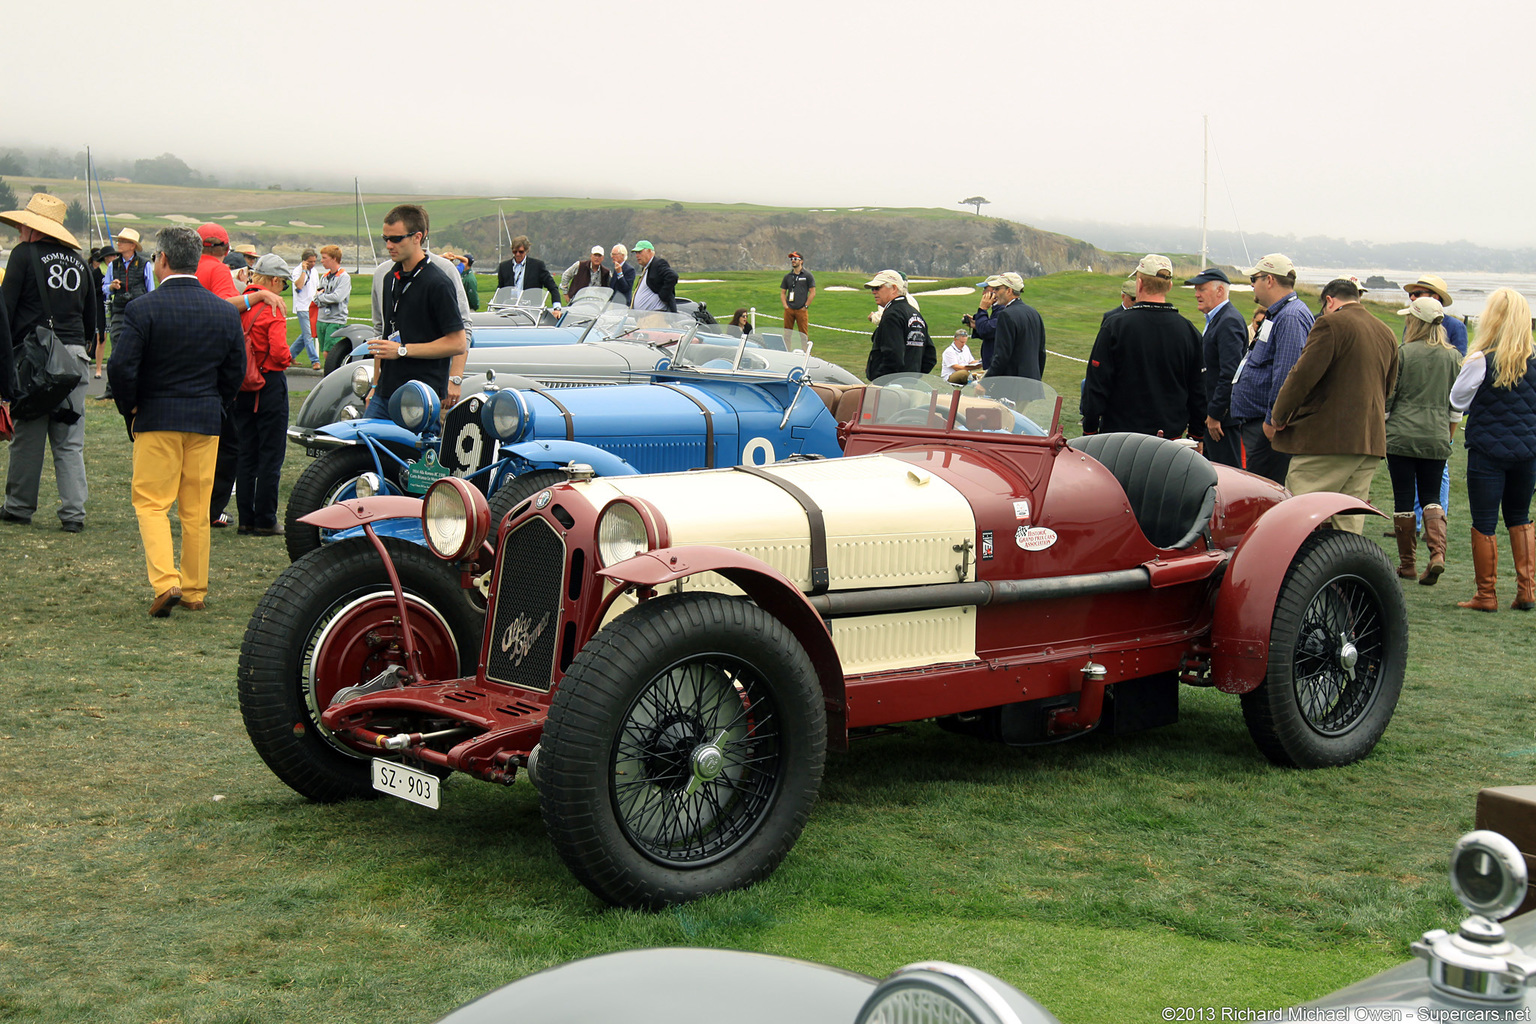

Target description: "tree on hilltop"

left=960, top=196, right=990, bottom=215
left=65, top=200, right=88, bottom=232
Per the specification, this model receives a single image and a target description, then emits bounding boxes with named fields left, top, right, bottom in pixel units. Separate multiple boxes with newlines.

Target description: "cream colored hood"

left=573, top=454, right=978, bottom=591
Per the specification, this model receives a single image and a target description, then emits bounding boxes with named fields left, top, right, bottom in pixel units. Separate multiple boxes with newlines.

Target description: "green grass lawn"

left=1, top=272, right=1526, bottom=1023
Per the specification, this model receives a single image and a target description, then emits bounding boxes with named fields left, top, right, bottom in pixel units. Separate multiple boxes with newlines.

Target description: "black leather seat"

left=1067, top=433, right=1217, bottom=550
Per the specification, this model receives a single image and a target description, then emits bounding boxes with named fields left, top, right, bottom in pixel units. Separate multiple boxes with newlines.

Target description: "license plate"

left=371, top=759, right=439, bottom=809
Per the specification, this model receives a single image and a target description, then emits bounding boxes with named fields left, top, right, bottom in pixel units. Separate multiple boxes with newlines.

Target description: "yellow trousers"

left=131, top=431, right=219, bottom=601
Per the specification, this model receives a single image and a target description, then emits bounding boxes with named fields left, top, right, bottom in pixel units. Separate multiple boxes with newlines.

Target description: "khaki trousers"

left=132, top=431, right=219, bottom=601
left=1285, top=453, right=1380, bottom=534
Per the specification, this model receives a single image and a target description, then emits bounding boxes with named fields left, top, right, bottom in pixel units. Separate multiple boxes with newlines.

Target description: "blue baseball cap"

left=1186, top=267, right=1231, bottom=285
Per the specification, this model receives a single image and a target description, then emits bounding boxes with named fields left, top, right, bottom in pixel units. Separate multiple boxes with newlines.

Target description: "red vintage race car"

left=238, top=376, right=1409, bottom=909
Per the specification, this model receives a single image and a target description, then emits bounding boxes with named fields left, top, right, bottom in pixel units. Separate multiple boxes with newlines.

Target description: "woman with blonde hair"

left=1450, top=287, right=1536, bottom=611
left=1387, top=296, right=1460, bottom=584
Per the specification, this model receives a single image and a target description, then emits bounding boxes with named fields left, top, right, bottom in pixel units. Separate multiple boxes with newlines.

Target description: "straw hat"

left=0, top=193, right=80, bottom=248
left=1404, top=274, right=1453, bottom=307
left=115, top=227, right=142, bottom=249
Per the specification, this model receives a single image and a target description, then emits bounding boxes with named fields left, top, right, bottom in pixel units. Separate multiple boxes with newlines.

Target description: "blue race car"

left=281, top=322, right=859, bottom=560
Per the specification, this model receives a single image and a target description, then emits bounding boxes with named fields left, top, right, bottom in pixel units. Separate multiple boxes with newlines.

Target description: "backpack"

left=238, top=302, right=268, bottom=392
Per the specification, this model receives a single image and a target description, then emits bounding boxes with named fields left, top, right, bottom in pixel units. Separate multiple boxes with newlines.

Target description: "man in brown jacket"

left=1267, top=278, right=1399, bottom=533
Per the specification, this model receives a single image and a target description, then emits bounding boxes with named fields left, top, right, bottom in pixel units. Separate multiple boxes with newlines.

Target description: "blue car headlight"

left=482, top=388, right=536, bottom=443
left=389, top=381, right=441, bottom=433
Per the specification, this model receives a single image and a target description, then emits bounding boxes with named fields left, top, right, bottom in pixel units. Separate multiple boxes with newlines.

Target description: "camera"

left=961, top=314, right=974, bottom=326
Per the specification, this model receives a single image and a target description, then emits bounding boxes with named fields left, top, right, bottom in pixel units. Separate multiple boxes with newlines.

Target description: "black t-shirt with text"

left=780, top=269, right=815, bottom=309
left=377, top=257, right=464, bottom=404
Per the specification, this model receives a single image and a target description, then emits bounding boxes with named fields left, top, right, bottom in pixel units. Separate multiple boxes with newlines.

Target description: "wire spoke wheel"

left=539, top=594, right=825, bottom=908
left=611, top=655, right=782, bottom=866
left=1241, top=530, right=1407, bottom=768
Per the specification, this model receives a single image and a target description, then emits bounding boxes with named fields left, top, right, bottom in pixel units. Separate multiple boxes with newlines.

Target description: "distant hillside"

left=0, top=176, right=1195, bottom=278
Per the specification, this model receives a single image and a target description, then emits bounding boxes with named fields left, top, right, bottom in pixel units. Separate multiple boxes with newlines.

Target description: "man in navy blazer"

left=1189, top=267, right=1247, bottom=468
left=108, top=226, right=246, bottom=616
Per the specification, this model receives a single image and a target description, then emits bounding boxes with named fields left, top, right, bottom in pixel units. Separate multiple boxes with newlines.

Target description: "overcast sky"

left=7, top=0, right=1530, bottom=249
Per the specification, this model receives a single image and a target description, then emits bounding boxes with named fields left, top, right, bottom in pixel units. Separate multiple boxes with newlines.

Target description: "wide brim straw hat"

left=0, top=193, right=80, bottom=248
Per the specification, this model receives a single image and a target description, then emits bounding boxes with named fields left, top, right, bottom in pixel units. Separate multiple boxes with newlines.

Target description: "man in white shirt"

left=941, top=330, right=978, bottom=384
left=289, top=249, right=319, bottom=369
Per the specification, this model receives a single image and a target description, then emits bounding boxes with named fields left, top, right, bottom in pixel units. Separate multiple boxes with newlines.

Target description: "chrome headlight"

left=340, top=404, right=361, bottom=420
left=421, top=477, right=490, bottom=561
left=354, top=472, right=381, bottom=500
left=482, top=388, right=536, bottom=443
left=350, top=364, right=372, bottom=397
left=856, top=962, right=1050, bottom=1024
left=389, top=381, right=441, bottom=433
left=596, top=500, right=649, bottom=568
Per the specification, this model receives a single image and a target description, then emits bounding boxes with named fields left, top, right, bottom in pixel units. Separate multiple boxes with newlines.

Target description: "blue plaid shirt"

left=1228, top=292, right=1314, bottom=424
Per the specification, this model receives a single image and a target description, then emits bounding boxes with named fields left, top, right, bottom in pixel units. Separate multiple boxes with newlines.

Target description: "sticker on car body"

left=1013, top=499, right=1031, bottom=521
left=1016, top=526, right=1057, bottom=551
left=981, top=531, right=994, bottom=560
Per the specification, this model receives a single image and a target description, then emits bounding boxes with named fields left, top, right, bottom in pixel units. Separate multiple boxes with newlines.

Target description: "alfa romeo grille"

left=485, top=517, right=565, bottom=692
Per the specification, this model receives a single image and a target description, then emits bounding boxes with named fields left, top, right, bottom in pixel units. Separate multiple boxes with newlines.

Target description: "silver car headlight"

left=422, top=478, right=490, bottom=561
left=340, top=404, right=361, bottom=420
left=354, top=472, right=381, bottom=500
left=389, top=380, right=440, bottom=433
left=482, top=388, right=536, bottom=443
left=350, top=364, right=372, bottom=398
left=856, top=962, right=1054, bottom=1024
left=596, top=500, right=650, bottom=568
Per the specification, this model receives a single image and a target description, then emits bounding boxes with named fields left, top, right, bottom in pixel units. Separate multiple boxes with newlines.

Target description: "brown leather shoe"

left=183, top=598, right=206, bottom=611
left=254, top=524, right=285, bottom=536
left=150, top=587, right=182, bottom=617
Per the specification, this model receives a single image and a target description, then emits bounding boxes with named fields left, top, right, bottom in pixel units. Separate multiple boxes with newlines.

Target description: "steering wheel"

left=889, top=408, right=943, bottom=427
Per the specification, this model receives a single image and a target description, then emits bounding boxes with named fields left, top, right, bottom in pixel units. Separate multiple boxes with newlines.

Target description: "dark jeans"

left=1466, top=448, right=1536, bottom=534
left=233, top=373, right=290, bottom=530
left=1204, top=422, right=1241, bottom=468
left=209, top=410, right=239, bottom=520
left=1237, top=419, right=1290, bottom=485
left=1387, top=454, right=1447, bottom=514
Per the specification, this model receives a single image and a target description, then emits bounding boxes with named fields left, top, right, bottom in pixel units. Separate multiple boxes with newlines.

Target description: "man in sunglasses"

left=367, top=207, right=473, bottom=404
left=1227, top=253, right=1314, bottom=484
left=363, top=205, right=467, bottom=418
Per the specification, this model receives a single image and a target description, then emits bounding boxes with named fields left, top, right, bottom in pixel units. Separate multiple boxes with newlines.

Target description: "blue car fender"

left=324, top=515, right=427, bottom=547
left=314, top=418, right=423, bottom=450
left=501, top=439, right=639, bottom=478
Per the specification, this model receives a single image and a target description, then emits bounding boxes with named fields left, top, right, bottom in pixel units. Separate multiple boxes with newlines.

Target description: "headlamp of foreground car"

left=422, top=477, right=491, bottom=561
left=482, top=388, right=535, bottom=443
left=350, top=364, right=372, bottom=398
left=339, top=403, right=360, bottom=421
left=856, top=962, right=1058, bottom=1024
left=390, top=381, right=441, bottom=434
left=596, top=499, right=654, bottom=568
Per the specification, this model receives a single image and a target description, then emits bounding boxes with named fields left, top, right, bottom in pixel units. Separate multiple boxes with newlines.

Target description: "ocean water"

left=1291, top=267, right=1536, bottom=319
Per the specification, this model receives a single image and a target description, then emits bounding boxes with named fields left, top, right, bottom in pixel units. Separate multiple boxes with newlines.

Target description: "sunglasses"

left=1409, top=290, right=1434, bottom=299
left=381, top=231, right=419, bottom=244
left=512, top=249, right=527, bottom=255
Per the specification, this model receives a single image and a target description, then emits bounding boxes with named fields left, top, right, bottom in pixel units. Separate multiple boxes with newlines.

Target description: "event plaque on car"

left=371, top=759, right=439, bottom=809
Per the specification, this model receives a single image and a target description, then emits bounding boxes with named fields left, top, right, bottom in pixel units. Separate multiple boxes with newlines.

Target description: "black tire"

left=1239, top=530, right=1408, bottom=768
left=487, top=470, right=567, bottom=534
left=321, top=340, right=353, bottom=376
left=238, top=537, right=483, bottom=802
left=284, top=446, right=405, bottom=562
left=538, top=593, right=826, bottom=908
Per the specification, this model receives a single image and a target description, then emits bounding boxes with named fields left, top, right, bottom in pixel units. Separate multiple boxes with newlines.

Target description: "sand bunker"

left=217, top=215, right=237, bottom=220
left=235, top=220, right=266, bottom=227
left=112, top=212, right=140, bottom=220
left=824, top=285, right=859, bottom=292
left=911, top=286, right=975, bottom=297
left=679, top=278, right=724, bottom=284
left=490, top=197, right=521, bottom=201
left=161, top=215, right=199, bottom=224
left=289, top=221, right=324, bottom=228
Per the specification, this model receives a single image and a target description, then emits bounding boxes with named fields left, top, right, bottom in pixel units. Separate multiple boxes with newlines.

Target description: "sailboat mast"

left=1200, top=115, right=1209, bottom=270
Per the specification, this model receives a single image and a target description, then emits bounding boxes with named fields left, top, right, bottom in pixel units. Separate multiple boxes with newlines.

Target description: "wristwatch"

left=449, top=375, right=463, bottom=386
left=397, top=342, right=409, bottom=358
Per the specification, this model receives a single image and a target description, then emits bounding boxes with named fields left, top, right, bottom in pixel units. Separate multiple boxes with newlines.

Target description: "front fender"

left=325, top=516, right=427, bottom=547
left=298, top=495, right=424, bottom=530
left=317, top=419, right=423, bottom=449
left=599, top=545, right=848, bottom=750
left=504, top=439, right=638, bottom=478
left=1209, top=492, right=1384, bottom=694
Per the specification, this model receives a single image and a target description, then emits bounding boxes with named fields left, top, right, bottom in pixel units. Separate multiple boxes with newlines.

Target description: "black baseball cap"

left=1186, top=268, right=1231, bottom=285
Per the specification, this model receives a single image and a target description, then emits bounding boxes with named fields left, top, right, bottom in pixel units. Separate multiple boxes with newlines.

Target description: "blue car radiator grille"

left=484, top=517, right=565, bottom=692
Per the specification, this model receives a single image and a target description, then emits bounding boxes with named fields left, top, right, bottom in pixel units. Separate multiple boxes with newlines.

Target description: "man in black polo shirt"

left=363, top=204, right=467, bottom=418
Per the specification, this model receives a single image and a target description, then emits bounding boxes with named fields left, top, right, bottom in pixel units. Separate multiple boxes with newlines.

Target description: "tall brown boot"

left=1418, top=505, right=1447, bottom=586
left=1458, top=529, right=1499, bottom=612
left=1393, top=513, right=1418, bottom=580
left=1509, top=522, right=1535, bottom=610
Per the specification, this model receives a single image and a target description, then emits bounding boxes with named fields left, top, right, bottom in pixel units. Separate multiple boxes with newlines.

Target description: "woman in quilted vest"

left=1449, top=288, right=1536, bottom=611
